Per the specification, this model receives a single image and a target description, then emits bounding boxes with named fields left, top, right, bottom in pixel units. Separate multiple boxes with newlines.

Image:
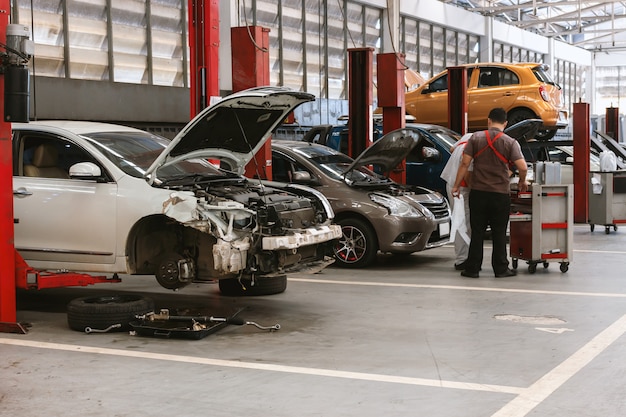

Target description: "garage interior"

left=2, top=1, right=626, bottom=417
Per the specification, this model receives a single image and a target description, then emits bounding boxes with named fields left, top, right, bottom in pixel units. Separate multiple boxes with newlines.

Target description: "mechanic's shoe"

left=454, top=261, right=467, bottom=270
left=460, top=270, right=479, bottom=278
left=495, top=269, right=517, bottom=278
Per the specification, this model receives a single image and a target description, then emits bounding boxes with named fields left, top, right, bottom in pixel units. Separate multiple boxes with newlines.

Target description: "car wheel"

left=67, top=294, right=154, bottom=332
left=218, top=275, right=287, bottom=296
left=155, top=252, right=191, bottom=290
left=333, top=218, right=378, bottom=268
left=507, top=109, right=536, bottom=127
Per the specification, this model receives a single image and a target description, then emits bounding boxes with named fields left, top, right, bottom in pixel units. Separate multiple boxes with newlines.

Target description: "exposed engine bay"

left=157, top=178, right=341, bottom=289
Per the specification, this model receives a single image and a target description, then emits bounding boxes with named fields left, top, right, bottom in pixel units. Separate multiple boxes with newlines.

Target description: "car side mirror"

left=69, top=162, right=102, bottom=179
left=292, top=170, right=319, bottom=185
left=421, top=84, right=431, bottom=94
left=422, top=146, right=440, bottom=161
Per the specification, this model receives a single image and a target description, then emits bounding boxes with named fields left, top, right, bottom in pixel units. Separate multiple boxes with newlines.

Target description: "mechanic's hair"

left=488, top=107, right=507, bottom=124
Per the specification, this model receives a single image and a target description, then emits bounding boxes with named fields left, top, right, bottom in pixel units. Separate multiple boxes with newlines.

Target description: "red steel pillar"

left=0, top=2, right=18, bottom=329
left=377, top=52, right=406, bottom=183
left=447, top=66, right=467, bottom=135
left=605, top=106, right=620, bottom=140
left=348, top=48, right=374, bottom=159
left=188, top=0, right=220, bottom=117
left=231, top=26, right=272, bottom=180
left=573, top=102, right=590, bottom=224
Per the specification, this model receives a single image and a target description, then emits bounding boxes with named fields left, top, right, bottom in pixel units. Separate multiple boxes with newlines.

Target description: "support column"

left=0, top=1, right=17, bottom=329
left=377, top=52, right=406, bottom=183
left=605, top=106, right=620, bottom=140
left=348, top=48, right=374, bottom=159
left=188, top=0, right=220, bottom=117
left=231, top=26, right=272, bottom=180
left=573, top=101, right=590, bottom=224
left=447, top=66, right=468, bottom=135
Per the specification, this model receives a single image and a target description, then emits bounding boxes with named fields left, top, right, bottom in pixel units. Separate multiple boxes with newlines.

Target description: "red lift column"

left=0, top=2, right=20, bottom=332
left=377, top=52, right=406, bottom=183
left=605, top=106, right=620, bottom=140
left=573, top=102, right=590, bottom=224
left=231, top=26, right=272, bottom=180
left=348, top=48, right=374, bottom=159
left=188, top=0, right=220, bottom=117
left=447, top=66, right=468, bottom=135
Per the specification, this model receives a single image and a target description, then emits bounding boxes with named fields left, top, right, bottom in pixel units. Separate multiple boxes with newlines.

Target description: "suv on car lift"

left=405, top=62, right=568, bottom=140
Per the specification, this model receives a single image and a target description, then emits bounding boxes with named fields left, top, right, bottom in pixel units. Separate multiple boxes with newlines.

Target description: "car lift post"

left=377, top=52, right=406, bottom=184
left=573, top=101, right=591, bottom=224
left=348, top=48, right=374, bottom=159
left=0, top=2, right=25, bottom=333
left=231, top=25, right=272, bottom=180
left=188, top=0, right=220, bottom=117
left=605, top=106, right=620, bottom=140
left=447, top=66, right=468, bottom=135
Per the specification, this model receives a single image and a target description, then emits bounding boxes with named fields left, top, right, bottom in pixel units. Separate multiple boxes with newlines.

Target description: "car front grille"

left=421, top=200, right=449, bottom=220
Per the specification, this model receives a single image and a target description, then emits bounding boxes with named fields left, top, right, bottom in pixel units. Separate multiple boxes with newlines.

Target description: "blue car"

left=299, top=119, right=542, bottom=195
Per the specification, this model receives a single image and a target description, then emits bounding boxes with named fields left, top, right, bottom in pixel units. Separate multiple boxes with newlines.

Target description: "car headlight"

left=370, top=193, right=422, bottom=217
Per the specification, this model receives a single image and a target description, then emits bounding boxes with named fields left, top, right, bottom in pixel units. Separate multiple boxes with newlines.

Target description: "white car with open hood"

left=12, top=87, right=341, bottom=296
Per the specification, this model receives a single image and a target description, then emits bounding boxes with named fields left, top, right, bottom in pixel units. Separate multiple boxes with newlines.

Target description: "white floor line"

left=289, top=278, right=626, bottom=298
left=490, top=313, right=626, bottom=417
left=0, top=337, right=524, bottom=395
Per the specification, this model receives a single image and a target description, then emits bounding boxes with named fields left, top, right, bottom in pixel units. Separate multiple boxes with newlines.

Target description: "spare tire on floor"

left=67, top=294, right=155, bottom=332
left=218, top=275, right=287, bottom=296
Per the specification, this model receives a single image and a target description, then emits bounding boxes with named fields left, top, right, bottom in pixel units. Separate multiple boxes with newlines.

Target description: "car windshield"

left=82, top=131, right=223, bottom=179
left=291, top=145, right=387, bottom=184
left=533, top=67, right=559, bottom=87
left=424, top=126, right=461, bottom=149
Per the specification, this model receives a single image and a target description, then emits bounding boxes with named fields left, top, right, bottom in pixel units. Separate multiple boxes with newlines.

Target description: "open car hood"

left=343, top=127, right=421, bottom=175
left=145, top=87, right=315, bottom=178
left=505, top=118, right=543, bottom=143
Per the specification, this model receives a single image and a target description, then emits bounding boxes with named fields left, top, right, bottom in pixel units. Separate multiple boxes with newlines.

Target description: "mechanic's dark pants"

left=465, top=189, right=511, bottom=275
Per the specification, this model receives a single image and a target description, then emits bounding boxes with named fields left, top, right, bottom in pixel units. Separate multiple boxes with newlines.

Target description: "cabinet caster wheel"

left=543, top=261, right=549, bottom=269
left=560, top=263, right=569, bottom=273
left=590, top=224, right=595, bottom=232
left=512, top=259, right=518, bottom=269
left=528, top=262, right=537, bottom=274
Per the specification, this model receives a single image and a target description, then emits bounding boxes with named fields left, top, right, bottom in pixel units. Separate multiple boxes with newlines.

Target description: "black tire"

left=67, top=294, right=154, bottom=332
left=507, top=109, right=536, bottom=127
left=218, top=275, right=287, bottom=296
left=508, top=109, right=558, bottom=140
left=333, top=217, right=378, bottom=268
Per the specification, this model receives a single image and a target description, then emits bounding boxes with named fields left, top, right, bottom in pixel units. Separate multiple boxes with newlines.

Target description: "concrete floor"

left=1, top=224, right=626, bottom=417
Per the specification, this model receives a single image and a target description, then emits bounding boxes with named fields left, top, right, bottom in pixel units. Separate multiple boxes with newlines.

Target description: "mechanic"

left=451, top=107, right=528, bottom=278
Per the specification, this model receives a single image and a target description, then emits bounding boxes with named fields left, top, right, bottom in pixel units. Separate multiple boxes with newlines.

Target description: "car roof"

left=12, top=120, right=145, bottom=135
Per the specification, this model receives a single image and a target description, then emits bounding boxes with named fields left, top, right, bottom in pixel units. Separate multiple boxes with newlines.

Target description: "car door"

left=13, top=131, right=118, bottom=266
left=469, top=66, right=521, bottom=130
left=410, top=73, right=449, bottom=126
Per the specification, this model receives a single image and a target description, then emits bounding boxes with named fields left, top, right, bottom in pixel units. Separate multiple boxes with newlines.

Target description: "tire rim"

left=334, top=225, right=367, bottom=264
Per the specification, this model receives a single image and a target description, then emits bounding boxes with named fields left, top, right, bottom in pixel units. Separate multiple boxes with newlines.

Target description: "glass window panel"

left=445, top=29, right=457, bottom=67
left=16, top=0, right=66, bottom=77
left=432, top=25, right=445, bottom=74
left=111, top=0, right=148, bottom=83
left=150, top=0, right=185, bottom=86
left=254, top=1, right=280, bottom=87
left=419, top=22, right=432, bottom=77
left=66, top=0, right=109, bottom=80
left=402, top=18, right=419, bottom=73
left=469, top=35, right=479, bottom=63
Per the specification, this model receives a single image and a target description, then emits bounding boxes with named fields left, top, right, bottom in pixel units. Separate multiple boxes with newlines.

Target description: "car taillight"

left=539, top=85, right=550, bottom=102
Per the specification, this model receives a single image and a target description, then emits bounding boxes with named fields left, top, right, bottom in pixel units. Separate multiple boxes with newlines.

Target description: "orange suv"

left=405, top=63, right=568, bottom=139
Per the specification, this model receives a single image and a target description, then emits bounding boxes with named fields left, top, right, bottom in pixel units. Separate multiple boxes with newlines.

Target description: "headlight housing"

left=370, top=193, right=422, bottom=217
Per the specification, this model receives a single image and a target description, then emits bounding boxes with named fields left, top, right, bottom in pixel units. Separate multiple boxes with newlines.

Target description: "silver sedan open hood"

left=145, top=87, right=315, bottom=178
left=343, top=127, right=422, bottom=175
